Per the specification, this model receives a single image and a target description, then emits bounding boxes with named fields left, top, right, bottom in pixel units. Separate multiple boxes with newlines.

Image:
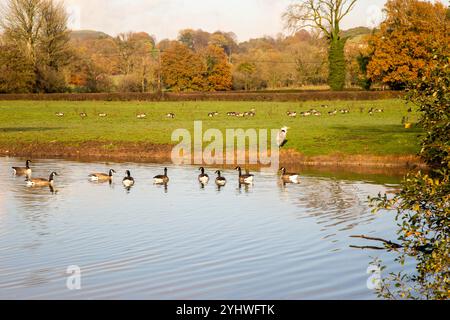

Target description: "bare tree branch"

left=283, top=0, right=358, bottom=40
left=350, top=235, right=403, bottom=248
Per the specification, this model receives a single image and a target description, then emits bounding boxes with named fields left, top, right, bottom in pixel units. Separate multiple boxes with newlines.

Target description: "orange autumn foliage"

left=367, top=0, right=450, bottom=89
left=161, top=42, right=232, bottom=92
left=201, top=44, right=232, bottom=91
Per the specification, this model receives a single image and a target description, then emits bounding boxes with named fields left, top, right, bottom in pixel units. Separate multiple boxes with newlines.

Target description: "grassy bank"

left=0, top=99, right=422, bottom=166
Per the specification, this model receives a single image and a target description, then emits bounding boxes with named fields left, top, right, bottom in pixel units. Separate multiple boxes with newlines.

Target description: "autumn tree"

left=370, top=52, right=449, bottom=300
left=201, top=45, right=232, bottom=91
left=233, top=62, right=257, bottom=90
left=161, top=42, right=206, bottom=92
left=178, top=29, right=210, bottom=52
left=209, top=31, right=238, bottom=56
left=283, top=0, right=358, bottom=90
left=114, top=32, right=157, bottom=92
left=367, top=0, right=450, bottom=90
left=0, top=36, right=35, bottom=93
left=0, top=0, right=72, bottom=92
left=67, top=32, right=118, bottom=92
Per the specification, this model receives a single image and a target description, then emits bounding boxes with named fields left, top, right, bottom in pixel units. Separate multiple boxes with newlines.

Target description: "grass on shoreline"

left=0, top=99, right=421, bottom=157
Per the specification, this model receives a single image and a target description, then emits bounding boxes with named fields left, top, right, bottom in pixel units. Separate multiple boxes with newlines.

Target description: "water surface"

left=0, top=157, right=413, bottom=299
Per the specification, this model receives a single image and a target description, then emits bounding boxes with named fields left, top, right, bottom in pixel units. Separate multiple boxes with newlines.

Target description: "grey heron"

left=277, top=127, right=289, bottom=148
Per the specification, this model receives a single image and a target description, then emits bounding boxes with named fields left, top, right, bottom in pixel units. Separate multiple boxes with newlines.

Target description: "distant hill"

left=70, top=30, right=111, bottom=41
left=342, top=27, right=373, bottom=39
left=69, top=27, right=372, bottom=44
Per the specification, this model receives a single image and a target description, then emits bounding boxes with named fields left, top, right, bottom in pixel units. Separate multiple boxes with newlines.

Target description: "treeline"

left=0, top=0, right=448, bottom=94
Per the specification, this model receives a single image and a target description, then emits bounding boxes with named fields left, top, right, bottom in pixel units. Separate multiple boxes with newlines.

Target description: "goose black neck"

left=164, top=168, right=168, bottom=175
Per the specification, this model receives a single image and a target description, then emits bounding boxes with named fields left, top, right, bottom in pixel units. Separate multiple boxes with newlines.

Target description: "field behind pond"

left=0, top=99, right=421, bottom=164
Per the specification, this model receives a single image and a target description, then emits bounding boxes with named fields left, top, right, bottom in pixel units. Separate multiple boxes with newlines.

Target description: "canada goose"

left=215, top=170, right=226, bottom=186
left=227, top=112, right=236, bottom=116
left=340, top=109, right=350, bottom=114
left=277, top=127, right=288, bottom=148
left=98, top=113, right=107, bottom=117
left=12, top=160, right=32, bottom=177
left=287, top=111, right=297, bottom=117
left=137, top=113, right=147, bottom=119
left=153, top=167, right=169, bottom=184
left=55, top=112, right=64, bottom=117
left=198, top=167, right=210, bottom=184
left=122, top=170, right=135, bottom=187
left=26, top=172, right=58, bottom=187
left=280, top=167, right=300, bottom=184
left=235, top=166, right=254, bottom=184
left=208, top=112, right=215, bottom=117
left=79, top=112, right=87, bottom=118
left=328, top=110, right=338, bottom=116
left=89, top=169, right=116, bottom=182
left=166, top=113, right=175, bottom=119
left=248, top=111, right=256, bottom=117
left=313, top=111, right=321, bottom=116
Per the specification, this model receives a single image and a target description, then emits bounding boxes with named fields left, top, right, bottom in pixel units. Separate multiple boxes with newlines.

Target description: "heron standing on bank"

left=277, top=127, right=289, bottom=148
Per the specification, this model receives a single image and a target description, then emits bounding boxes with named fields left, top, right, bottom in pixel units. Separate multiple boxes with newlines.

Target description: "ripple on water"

left=0, top=158, right=410, bottom=299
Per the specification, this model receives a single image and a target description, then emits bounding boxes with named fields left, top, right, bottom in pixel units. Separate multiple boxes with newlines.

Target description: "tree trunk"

left=328, top=38, right=346, bottom=91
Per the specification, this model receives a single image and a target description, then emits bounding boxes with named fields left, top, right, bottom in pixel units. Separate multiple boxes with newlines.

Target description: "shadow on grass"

left=0, top=127, right=66, bottom=133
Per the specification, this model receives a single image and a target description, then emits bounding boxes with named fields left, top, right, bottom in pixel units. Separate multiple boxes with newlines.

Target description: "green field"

left=0, top=99, right=421, bottom=157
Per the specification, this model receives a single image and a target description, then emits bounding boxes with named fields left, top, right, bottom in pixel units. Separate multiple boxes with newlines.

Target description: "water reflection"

left=0, top=157, right=404, bottom=300
left=154, top=183, right=168, bottom=193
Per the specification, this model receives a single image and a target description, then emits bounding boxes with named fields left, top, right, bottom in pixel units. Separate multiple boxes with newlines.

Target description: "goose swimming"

left=279, top=167, right=300, bottom=184
left=215, top=170, right=227, bottom=186
left=89, top=169, right=116, bottom=182
left=26, top=172, right=58, bottom=187
left=122, top=170, right=135, bottom=187
left=235, top=166, right=254, bottom=184
left=154, top=168, right=169, bottom=184
left=198, top=167, right=209, bottom=184
left=12, top=160, right=32, bottom=177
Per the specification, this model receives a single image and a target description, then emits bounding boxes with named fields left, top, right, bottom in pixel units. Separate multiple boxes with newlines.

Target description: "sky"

left=3, top=0, right=449, bottom=42
left=59, top=0, right=393, bottom=41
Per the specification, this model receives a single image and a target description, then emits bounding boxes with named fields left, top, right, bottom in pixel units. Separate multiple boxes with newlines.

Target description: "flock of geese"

left=11, top=160, right=300, bottom=191
left=55, top=105, right=386, bottom=120
left=285, top=105, right=385, bottom=118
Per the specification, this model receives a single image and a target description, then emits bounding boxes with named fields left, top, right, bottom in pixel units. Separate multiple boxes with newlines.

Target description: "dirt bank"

left=0, top=141, right=425, bottom=170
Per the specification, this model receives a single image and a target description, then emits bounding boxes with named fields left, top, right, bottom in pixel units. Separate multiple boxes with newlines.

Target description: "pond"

left=0, top=157, right=414, bottom=299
